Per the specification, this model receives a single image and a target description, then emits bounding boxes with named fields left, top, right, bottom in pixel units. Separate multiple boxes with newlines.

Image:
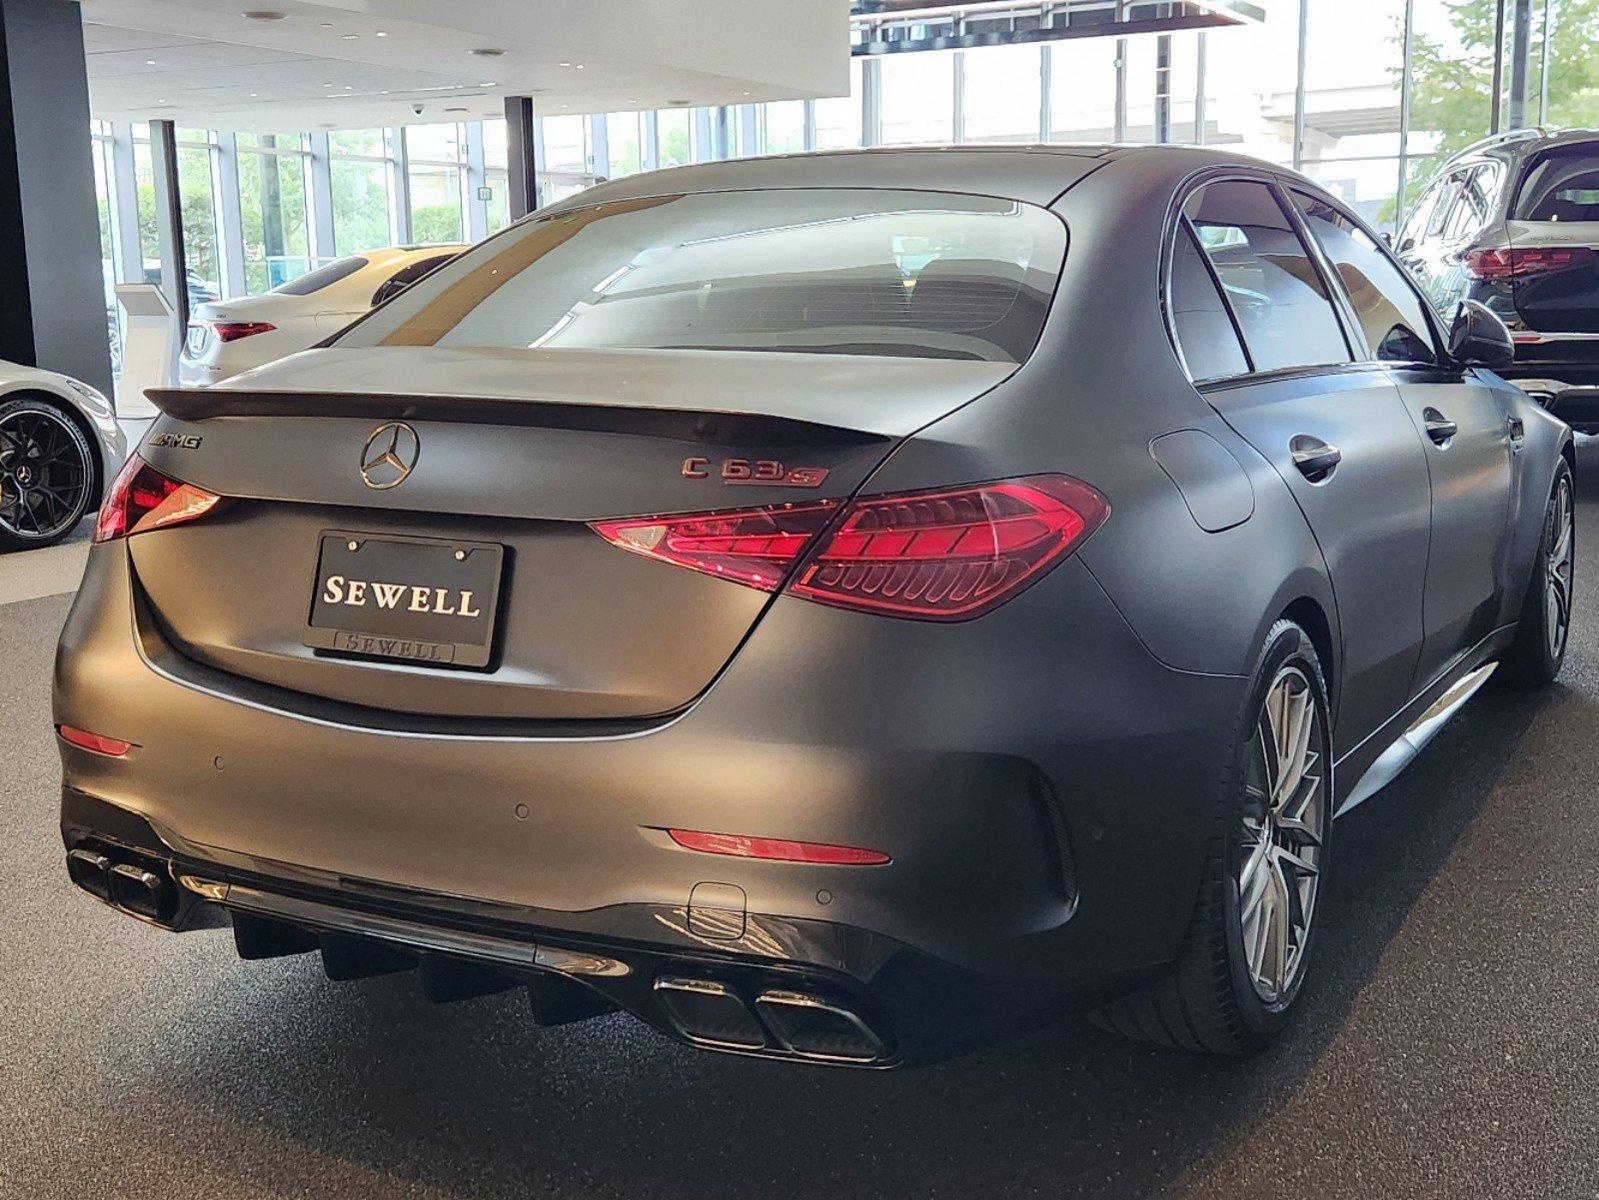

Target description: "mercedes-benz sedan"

left=55, top=145, right=1573, bottom=1066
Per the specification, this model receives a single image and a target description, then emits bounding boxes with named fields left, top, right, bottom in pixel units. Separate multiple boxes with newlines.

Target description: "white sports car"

left=178, top=244, right=466, bottom=387
left=0, top=360, right=126, bottom=550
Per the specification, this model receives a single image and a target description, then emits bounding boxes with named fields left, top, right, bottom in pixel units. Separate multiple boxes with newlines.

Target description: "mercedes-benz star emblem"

left=360, top=422, right=420, bottom=490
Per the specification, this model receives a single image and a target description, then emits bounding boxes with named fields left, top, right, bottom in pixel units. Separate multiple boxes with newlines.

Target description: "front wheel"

left=1092, top=620, right=1332, bottom=1056
left=1498, top=459, right=1574, bottom=689
left=0, top=397, right=97, bottom=551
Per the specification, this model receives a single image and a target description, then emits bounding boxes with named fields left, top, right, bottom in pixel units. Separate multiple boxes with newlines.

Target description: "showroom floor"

left=3, top=452, right=1598, bottom=1199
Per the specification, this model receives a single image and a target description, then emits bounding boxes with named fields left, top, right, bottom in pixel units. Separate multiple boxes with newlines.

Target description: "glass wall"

left=329, top=128, right=394, bottom=254
left=405, top=123, right=465, bottom=243
left=236, top=132, right=311, bottom=291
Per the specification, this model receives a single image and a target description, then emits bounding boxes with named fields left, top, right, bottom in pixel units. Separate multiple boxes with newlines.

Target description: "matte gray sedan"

left=54, top=145, right=1573, bottom=1066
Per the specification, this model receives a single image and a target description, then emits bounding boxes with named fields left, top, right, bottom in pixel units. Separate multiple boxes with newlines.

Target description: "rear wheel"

left=1498, top=459, right=1573, bottom=689
left=0, top=397, right=97, bottom=551
left=1093, top=620, right=1332, bottom=1056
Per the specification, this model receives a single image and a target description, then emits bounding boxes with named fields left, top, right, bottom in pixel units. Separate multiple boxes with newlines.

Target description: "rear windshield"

left=1514, top=146, right=1599, bottom=221
left=335, top=190, right=1067, bottom=363
left=273, top=256, right=368, bottom=296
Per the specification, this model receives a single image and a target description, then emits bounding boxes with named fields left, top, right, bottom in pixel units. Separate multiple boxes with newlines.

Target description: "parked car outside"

left=1396, top=127, right=1599, bottom=428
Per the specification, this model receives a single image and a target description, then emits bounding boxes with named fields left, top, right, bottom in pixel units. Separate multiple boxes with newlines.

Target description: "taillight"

left=1463, top=246, right=1595, bottom=278
left=590, top=474, right=1108, bottom=621
left=94, top=454, right=222, bottom=543
left=210, top=321, right=276, bottom=342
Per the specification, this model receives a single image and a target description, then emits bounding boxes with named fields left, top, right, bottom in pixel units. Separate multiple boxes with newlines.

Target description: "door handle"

left=1290, top=435, right=1342, bottom=483
left=1422, top=408, right=1458, bottom=446
left=1507, top=414, right=1526, bottom=444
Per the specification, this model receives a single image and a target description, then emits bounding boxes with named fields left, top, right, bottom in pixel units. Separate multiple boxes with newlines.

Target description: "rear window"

left=273, top=256, right=368, bottom=296
left=1516, top=146, right=1599, bottom=221
left=336, top=190, right=1066, bottom=364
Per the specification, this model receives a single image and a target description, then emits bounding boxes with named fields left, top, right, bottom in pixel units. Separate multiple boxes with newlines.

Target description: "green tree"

left=411, top=203, right=463, bottom=243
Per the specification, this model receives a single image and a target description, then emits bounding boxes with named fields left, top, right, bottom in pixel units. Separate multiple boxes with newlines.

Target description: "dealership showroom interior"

left=9, top=0, right=1599, bottom=1194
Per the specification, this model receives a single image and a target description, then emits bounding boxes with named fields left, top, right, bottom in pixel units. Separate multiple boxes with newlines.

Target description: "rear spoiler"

left=144, top=388, right=887, bottom=449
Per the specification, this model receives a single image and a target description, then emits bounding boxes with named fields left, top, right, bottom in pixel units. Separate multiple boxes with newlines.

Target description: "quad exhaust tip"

left=653, top=976, right=888, bottom=1064
left=67, top=846, right=178, bottom=924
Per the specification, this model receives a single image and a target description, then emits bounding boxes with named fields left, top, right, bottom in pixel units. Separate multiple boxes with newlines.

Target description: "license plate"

left=303, top=532, right=504, bottom=670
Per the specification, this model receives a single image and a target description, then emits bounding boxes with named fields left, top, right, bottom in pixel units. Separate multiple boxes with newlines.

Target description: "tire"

left=1497, top=459, right=1574, bottom=689
left=1092, top=620, right=1333, bottom=1056
left=0, top=396, right=97, bottom=551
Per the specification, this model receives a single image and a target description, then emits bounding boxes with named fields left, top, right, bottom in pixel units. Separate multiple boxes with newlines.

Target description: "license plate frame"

left=303, top=530, right=505, bottom=670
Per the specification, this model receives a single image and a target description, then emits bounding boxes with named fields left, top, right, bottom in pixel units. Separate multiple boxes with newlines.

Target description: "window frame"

left=1162, top=168, right=1365, bottom=389
left=1284, top=185, right=1446, bottom=370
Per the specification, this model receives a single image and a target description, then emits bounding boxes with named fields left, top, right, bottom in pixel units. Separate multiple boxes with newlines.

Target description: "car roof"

left=544, top=143, right=1304, bottom=212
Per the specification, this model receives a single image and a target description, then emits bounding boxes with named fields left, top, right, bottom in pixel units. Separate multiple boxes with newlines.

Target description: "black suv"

left=1397, top=128, right=1599, bottom=429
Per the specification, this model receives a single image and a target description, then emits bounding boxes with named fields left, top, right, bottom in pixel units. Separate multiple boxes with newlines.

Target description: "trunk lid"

left=1505, top=218, right=1599, bottom=333
left=131, top=345, right=1012, bottom=721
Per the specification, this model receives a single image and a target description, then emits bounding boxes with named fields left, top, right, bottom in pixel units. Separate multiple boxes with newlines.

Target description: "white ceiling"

left=77, top=0, right=850, bottom=131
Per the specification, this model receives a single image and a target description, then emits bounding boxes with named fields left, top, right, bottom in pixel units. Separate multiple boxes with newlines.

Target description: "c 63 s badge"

left=681, top=457, right=830, bottom=488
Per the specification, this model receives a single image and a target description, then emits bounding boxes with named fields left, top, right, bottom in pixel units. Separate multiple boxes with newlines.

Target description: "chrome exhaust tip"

left=66, top=848, right=112, bottom=903
left=653, top=977, right=769, bottom=1050
left=754, top=989, right=888, bottom=1064
left=107, top=861, right=177, bottom=924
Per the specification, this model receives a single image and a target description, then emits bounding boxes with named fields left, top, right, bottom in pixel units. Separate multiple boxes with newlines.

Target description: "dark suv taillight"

left=590, top=474, right=1108, bottom=621
left=1463, top=246, right=1595, bottom=278
left=94, top=455, right=222, bottom=543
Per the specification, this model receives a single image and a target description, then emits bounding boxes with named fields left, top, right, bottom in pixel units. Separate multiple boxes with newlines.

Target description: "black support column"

left=504, top=95, right=539, bottom=220
left=0, top=0, right=112, bottom=393
left=150, top=119, right=190, bottom=336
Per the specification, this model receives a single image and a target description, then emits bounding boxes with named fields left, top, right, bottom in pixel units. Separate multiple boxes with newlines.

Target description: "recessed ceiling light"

left=559, top=61, right=571, bottom=67
left=478, top=80, right=494, bottom=87
left=145, top=58, right=156, bottom=65
left=319, top=21, right=333, bottom=28
left=742, top=91, right=750, bottom=96
left=341, top=33, right=358, bottom=40
left=375, top=31, right=387, bottom=37
left=470, top=48, right=505, bottom=57
left=242, top=10, right=286, bottom=20
left=343, top=85, right=353, bottom=90
left=574, top=63, right=584, bottom=69
left=380, top=90, right=391, bottom=95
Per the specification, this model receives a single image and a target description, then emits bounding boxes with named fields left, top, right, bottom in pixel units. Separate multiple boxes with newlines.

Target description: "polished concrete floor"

left=4, top=448, right=1599, bottom=1199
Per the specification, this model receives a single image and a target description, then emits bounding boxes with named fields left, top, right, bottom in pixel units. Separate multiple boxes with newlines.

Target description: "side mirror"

left=1447, top=299, right=1515, bottom=371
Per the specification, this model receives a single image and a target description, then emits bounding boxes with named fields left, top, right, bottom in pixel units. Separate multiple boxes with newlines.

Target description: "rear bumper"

left=54, top=541, right=1247, bottom=1060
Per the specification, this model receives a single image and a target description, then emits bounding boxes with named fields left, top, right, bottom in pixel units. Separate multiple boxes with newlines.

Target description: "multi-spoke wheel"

left=1092, top=619, right=1332, bottom=1056
left=1499, top=459, right=1574, bottom=689
left=0, top=398, right=96, bottom=550
left=1239, top=665, right=1326, bottom=1005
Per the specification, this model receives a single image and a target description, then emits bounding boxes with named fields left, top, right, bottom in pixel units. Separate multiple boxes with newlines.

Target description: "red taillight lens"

left=667, top=828, right=890, bottom=865
left=210, top=320, right=276, bottom=342
left=590, top=500, right=841, bottom=591
left=1463, top=246, right=1595, bottom=278
left=94, top=454, right=222, bottom=543
left=590, top=474, right=1107, bottom=621
left=57, top=725, right=133, bottom=757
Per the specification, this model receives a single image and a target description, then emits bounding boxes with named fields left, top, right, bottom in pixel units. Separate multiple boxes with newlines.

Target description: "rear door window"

left=1289, top=190, right=1438, bottom=365
left=1183, top=180, right=1352, bottom=374
left=1169, top=222, right=1250, bottom=382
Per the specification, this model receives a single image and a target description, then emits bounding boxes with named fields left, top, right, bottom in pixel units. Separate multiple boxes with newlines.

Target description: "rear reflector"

left=590, top=474, right=1107, bottom=621
left=668, top=828, right=889, bottom=865
left=209, top=320, right=277, bottom=342
left=57, top=725, right=133, bottom=757
left=94, top=454, right=222, bottom=543
left=1463, top=246, right=1596, bottom=278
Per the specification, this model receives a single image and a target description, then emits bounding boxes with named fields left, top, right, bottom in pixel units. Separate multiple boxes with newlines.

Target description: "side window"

left=1183, top=180, right=1352, bottom=374
left=1398, top=180, right=1441, bottom=251
left=1290, top=191, right=1438, bottom=365
left=1170, top=222, right=1250, bottom=382
left=371, top=254, right=457, bottom=307
left=1442, top=165, right=1494, bottom=241
left=1426, top=173, right=1468, bottom=238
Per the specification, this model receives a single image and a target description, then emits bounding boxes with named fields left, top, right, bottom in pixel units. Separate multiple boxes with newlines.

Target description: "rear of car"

left=55, top=157, right=1247, bottom=1065
left=179, top=246, right=464, bottom=387
left=1409, top=131, right=1599, bottom=428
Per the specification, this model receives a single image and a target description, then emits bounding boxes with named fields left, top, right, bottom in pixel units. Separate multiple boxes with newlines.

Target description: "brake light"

left=667, top=829, right=889, bottom=865
left=590, top=474, right=1108, bottom=621
left=210, top=321, right=277, bottom=342
left=94, top=454, right=222, bottom=543
left=1463, top=246, right=1595, bottom=278
left=590, top=500, right=841, bottom=591
left=57, top=725, right=133, bottom=757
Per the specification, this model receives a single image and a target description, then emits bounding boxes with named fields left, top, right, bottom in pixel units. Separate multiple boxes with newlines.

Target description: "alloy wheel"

left=1545, top=473, right=1574, bottom=660
left=1238, top=664, right=1327, bottom=1005
left=0, top=407, right=92, bottom=542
